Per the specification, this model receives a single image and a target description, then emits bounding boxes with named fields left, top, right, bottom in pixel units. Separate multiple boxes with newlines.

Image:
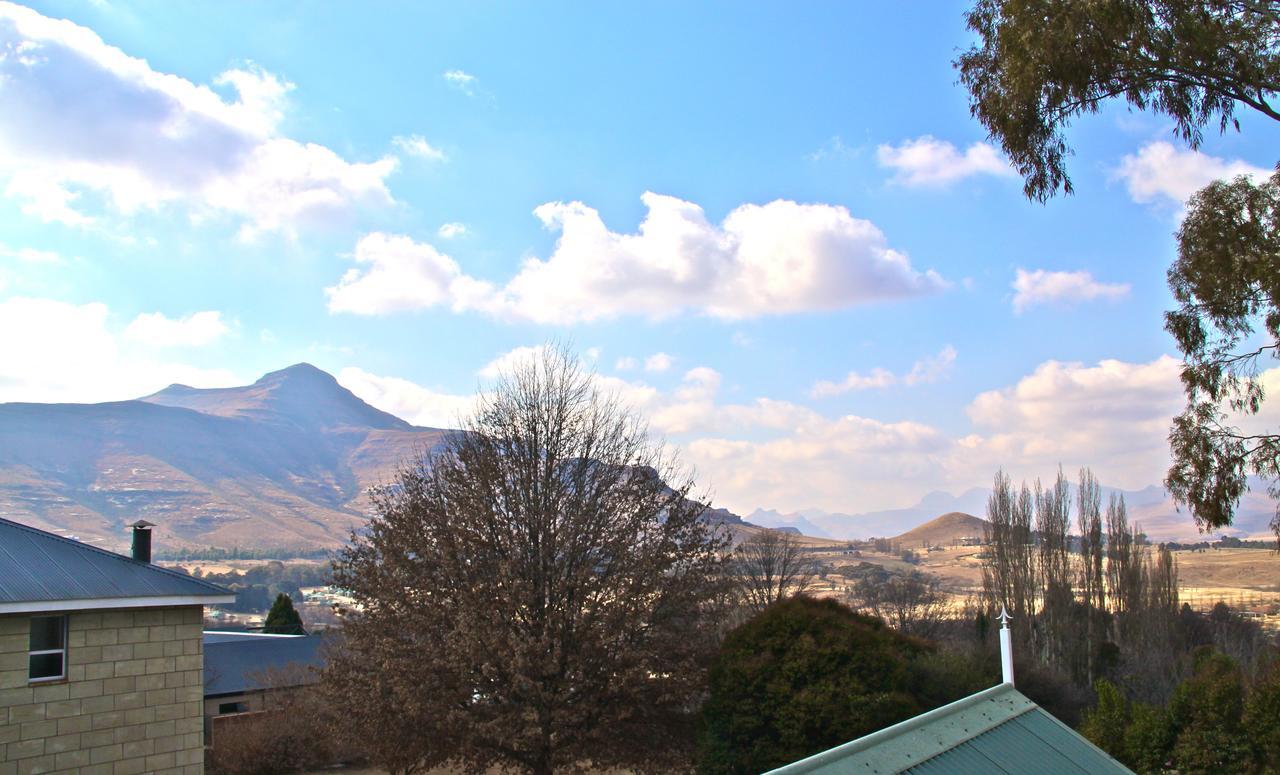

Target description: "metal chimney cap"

left=129, top=520, right=156, bottom=529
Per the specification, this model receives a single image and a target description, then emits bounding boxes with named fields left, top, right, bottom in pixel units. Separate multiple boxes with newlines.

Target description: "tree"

left=733, top=529, right=820, bottom=612
left=849, top=569, right=948, bottom=639
left=956, top=1, right=1280, bottom=535
left=956, top=0, right=1280, bottom=202
left=698, top=596, right=933, bottom=775
left=263, top=593, right=305, bottom=635
left=1165, top=168, right=1280, bottom=541
left=323, top=347, right=731, bottom=775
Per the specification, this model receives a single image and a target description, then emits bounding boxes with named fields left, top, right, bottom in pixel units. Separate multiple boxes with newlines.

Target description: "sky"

left=1, top=1, right=1278, bottom=518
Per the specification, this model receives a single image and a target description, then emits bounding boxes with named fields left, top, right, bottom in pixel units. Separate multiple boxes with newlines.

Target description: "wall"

left=0, top=606, right=205, bottom=775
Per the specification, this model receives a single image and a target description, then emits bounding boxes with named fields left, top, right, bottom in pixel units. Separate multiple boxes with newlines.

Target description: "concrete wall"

left=0, top=606, right=205, bottom=775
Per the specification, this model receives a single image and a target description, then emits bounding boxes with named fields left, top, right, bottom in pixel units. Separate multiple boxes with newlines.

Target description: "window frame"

left=28, top=614, right=68, bottom=684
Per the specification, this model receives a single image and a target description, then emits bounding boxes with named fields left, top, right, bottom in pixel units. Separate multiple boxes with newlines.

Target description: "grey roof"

left=203, top=632, right=327, bottom=696
left=0, top=517, right=232, bottom=610
left=765, top=684, right=1133, bottom=775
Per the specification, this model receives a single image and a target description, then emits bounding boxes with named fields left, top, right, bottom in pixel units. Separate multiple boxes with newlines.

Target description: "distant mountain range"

left=749, top=479, right=1276, bottom=543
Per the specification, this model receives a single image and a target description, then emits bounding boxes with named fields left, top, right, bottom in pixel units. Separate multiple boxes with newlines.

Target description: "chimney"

left=998, top=605, right=1015, bottom=687
left=129, top=520, right=155, bottom=563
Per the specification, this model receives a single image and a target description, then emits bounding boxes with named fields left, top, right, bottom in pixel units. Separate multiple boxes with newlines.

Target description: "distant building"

left=0, top=518, right=233, bottom=774
left=201, top=631, right=326, bottom=745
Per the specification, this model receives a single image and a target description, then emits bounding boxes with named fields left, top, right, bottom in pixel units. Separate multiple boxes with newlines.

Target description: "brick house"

left=0, top=518, right=233, bottom=774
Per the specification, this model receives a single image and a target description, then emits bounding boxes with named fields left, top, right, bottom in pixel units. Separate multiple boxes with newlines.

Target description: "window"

left=218, top=701, right=248, bottom=715
left=28, top=615, right=66, bottom=682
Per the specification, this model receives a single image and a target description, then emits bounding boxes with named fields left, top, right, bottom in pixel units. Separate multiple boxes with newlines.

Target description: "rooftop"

left=203, top=631, right=328, bottom=696
left=765, top=683, right=1133, bottom=775
left=0, top=517, right=233, bottom=614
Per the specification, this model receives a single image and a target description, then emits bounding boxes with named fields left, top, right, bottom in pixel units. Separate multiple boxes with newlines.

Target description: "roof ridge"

left=0, top=516, right=230, bottom=596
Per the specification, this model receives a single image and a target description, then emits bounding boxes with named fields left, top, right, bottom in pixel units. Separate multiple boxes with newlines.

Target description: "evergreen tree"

left=263, top=593, right=306, bottom=635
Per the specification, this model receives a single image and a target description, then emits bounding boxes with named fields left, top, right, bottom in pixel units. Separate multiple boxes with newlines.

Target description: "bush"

left=698, top=596, right=934, bottom=775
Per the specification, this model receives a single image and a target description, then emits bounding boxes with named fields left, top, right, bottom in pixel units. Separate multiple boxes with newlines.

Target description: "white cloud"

left=615, top=356, right=637, bottom=371
left=437, top=222, right=467, bottom=239
left=477, top=345, right=550, bottom=379
left=337, top=367, right=475, bottom=429
left=123, top=310, right=229, bottom=348
left=0, top=4, right=396, bottom=236
left=1012, top=268, right=1130, bottom=313
left=443, top=69, right=477, bottom=96
left=0, top=243, right=61, bottom=263
left=1114, top=141, right=1269, bottom=205
left=0, top=296, right=240, bottom=403
left=393, top=135, right=446, bottom=162
left=811, top=346, right=955, bottom=397
left=644, top=352, right=673, bottom=373
left=327, top=192, right=945, bottom=322
left=877, top=136, right=1014, bottom=187
left=325, top=232, right=497, bottom=315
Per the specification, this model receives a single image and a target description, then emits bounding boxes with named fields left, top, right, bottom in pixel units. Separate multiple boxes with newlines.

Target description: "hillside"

left=891, top=512, right=986, bottom=548
left=0, top=363, right=744, bottom=554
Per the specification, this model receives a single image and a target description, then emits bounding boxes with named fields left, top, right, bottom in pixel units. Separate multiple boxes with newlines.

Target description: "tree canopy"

left=956, top=0, right=1280, bottom=202
left=323, top=346, right=731, bottom=775
left=262, top=592, right=306, bottom=635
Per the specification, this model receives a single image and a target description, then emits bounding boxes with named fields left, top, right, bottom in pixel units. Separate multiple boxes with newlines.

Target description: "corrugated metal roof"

left=203, top=632, right=327, bottom=696
left=0, top=517, right=232, bottom=605
left=765, top=684, right=1133, bottom=775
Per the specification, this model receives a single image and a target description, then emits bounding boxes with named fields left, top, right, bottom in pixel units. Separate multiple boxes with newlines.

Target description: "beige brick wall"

left=0, top=606, right=205, bottom=775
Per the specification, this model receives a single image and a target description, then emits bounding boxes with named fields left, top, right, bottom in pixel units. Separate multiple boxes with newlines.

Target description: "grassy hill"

left=891, top=511, right=986, bottom=548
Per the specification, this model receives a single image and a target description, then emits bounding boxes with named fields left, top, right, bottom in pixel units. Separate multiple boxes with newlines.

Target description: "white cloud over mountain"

left=1114, top=141, right=1270, bottom=205
left=0, top=296, right=240, bottom=403
left=327, top=193, right=945, bottom=322
left=1011, top=268, right=1130, bottom=313
left=124, top=310, right=230, bottom=348
left=877, top=136, right=1014, bottom=187
left=0, top=3, right=396, bottom=237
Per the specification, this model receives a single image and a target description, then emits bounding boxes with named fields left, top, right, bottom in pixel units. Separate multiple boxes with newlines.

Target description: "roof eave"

left=0, top=593, right=236, bottom=615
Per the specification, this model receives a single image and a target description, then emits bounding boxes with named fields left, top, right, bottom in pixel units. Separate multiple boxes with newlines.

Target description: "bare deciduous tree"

left=322, top=346, right=732, bottom=775
left=734, top=529, right=820, bottom=612
left=849, top=570, right=949, bottom=639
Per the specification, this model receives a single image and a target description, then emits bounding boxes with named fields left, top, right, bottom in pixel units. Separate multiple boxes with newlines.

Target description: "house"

left=765, top=610, right=1134, bottom=775
left=201, top=631, right=326, bottom=746
left=0, top=518, right=233, bottom=774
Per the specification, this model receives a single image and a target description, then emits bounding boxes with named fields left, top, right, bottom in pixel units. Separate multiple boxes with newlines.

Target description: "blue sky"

left=2, top=1, right=1278, bottom=517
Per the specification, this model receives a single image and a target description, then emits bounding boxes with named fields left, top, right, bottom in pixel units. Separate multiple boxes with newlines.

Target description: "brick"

left=42, top=699, right=80, bottom=719
left=153, top=702, right=185, bottom=722
left=0, top=635, right=27, bottom=655
left=65, top=630, right=86, bottom=649
left=0, top=724, right=17, bottom=745
left=0, top=617, right=28, bottom=636
left=69, top=646, right=103, bottom=665
left=146, top=626, right=174, bottom=642
left=100, top=645, right=132, bottom=663
left=6, top=704, right=44, bottom=724
left=0, top=687, right=33, bottom=708
left=144, top=752, right=175, bottom=771
left=112, top=660, right=146, bottom=678
left=101, top=677, right=133, bottom=695
left=29, top=684, right=67, bottom=704
left=143, top=720, right=175, bottom=740
left=131, top=611, right=164, bottom=627
left=112, top=757, right=147, bottom=775
left=84, top=663, right=113, bottom=681
left=85, top=629, right=118, bottom=647
left=172, top=717, right=201, bottom=736
left=100, top=613, right=134, bottom=630
left=181, top=639, right=199, bottom=657
left=65, top=664, right=85, bottom=682
left=13, top=755, right=54, bottom=775
left=69, top=679, right=104, bottom=700
left=78, top=765, right=115, bottom=775
left=90, top=711, right=124, bottom=730
left=113, top=692, right=144, bottom=711
left=0, top=653, right=24, bottom=672
left=89, top=743, right=122, bottom=764
left=116, top=628, right=148, bottom=645
left=152, top=734, right=184, bottom=754
left=172, top=625, right=201, bottom=641
left=41, top=732, right=80, bottom=754
left=71, top=613, right=102, bottom=630
left=143, top=689, right=175, bottom=707
left=161, top=641, right=183, bottom=658
left=17, top=720, right=56, bottom=741
left=130, top=642, right=163, bottom=660
left=55, top=713, right=92, bottom=735
left=134, top=674, right=164, bottom=692
left=79, top=729, right=114, bottom=748
left=120, top=739, right=153, bottom=759
left=122, top=707, right=154, bottom=726
left=111, top=726, right=143, bottom=745
left=80, top=695, right=113, bottom=715
left=52, top=749, right=90, bottom=770
left=174, top=747, right=201, bottom=766
left=5, top=738, right=43, bottom=760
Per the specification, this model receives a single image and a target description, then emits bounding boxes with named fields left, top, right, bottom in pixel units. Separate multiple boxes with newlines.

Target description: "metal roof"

left=0, top=517, right=233, bottom=612
left=203, top=632, right=327, bottom=696
left=765, top=684, right=1133, bottom=775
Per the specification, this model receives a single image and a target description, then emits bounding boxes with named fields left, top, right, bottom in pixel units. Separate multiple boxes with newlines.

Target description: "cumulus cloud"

left=477, top=344, right=550, bottom=379
left=615, top=356, right=637, bottom=371
left=0, top=3, right=396, bottom=236
left=0, top=296, right=240, bottom=403
left=811, top=346, right=956, bottom=397
left=327, top=192, right=945, bottom=322
left=437, top=222, right=467, bottom=239
left=393, top=135, right=446, bottom=162
left=123, top=310, right=230, bottom=348
left=644, top=352, right=673, bottom=372
left=337, top=367, right=475, bottom=429
left=0, top=243, right=61, bottom=263
left=1114, top=141, right=1269, bottom=205
left=877, top=136, right=1014, bottom=187
left=1011, top=269, right=1130, bottom=313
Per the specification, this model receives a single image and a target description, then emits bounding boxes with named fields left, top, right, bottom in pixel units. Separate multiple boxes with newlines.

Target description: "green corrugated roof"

left=764, top=684, right=1133, bottom=775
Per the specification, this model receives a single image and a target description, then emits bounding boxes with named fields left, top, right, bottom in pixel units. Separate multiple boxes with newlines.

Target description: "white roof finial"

left=997, top=605, right=1015, bottom=687
left=997, top=605, right=1012, bottom=628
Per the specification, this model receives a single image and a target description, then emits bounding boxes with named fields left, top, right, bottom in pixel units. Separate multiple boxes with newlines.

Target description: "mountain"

left=745, top=508, right=832, bottom=539
left=891, top=512, right=986, bottom=547
left=0, top=364, right=450, bottom=553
